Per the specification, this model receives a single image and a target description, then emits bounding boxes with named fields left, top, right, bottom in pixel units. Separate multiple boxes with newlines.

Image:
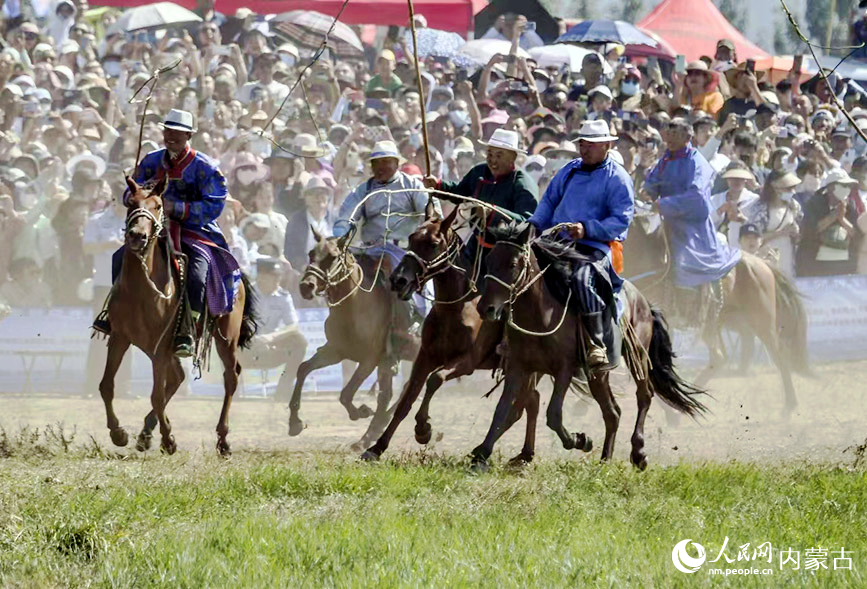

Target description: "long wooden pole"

left=406, top=0, right=432, bottom=176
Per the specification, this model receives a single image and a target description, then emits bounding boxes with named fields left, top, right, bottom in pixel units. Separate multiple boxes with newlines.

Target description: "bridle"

left=302, top=250, right=362, bottom=307
left=125, top=205, right=164, bottom=256
left=484, top=239, right=572, bottom=337
left=402, top=231, right=462, bottom=290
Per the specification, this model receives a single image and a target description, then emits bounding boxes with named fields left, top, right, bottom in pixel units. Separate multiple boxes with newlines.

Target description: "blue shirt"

left=529, top=156, right=635, bottom=255
left=644, top=145, right=741, bottom=287
left=126, top=148, right=229, bottom=250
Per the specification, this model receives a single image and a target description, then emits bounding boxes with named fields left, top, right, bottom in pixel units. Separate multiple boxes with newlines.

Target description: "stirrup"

left=91, top=311, right=111, bottom=337
left=174, top=334, right=195, bottom=358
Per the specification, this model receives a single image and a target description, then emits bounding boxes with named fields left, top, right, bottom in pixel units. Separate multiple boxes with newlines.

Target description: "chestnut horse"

left=99, top=177, right=258, bottom=456
left=360, top=204, right=540, bottom=463
left=623, top=210, right=809, bottom=414
left=475, top=222, right=707, bottom=469
left=292, top=229, right=421, bottom=448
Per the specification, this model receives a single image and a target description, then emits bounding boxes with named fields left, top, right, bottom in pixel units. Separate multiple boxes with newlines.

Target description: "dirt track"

left=2, top=359, right=865, bottom=466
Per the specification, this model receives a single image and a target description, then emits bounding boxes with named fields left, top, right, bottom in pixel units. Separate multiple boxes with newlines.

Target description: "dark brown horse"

left=360, top=204, right=539, bottom=463
left=99, top=177, right=258, bottom=456
left=292, top=229, right=421, bottom=448
left=475, top=223, right=707, bottom=469
left=623, top=210, right=809, bottom=414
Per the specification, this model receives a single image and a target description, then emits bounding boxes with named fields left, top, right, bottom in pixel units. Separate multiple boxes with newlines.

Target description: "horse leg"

left=508, top=381, right=540, bottom=467
left=414, top=370, right=445, bottom=445
left=361, top=355, right=437, bottom=460
left=288, top=344, right=343, bottom=436
left=630, top=380, right=653, bottom=470
left=138, top=358, right=184, bottom=452
left=339, top=357, right=378, bottom=421
left=215, top=337, right=240, bottom=457
left=354, top=363, right=396, bottom=450
left=755, top=325, right=797, bottom=417
left=469, top=369, right=527, bottom=470
left=588, top=372, right=621, bottom=462
left=148, top=361, right=176, bottom=455
left=546, top=368, right=593, bottom=453
left=99, top=335, right=131, bottom=447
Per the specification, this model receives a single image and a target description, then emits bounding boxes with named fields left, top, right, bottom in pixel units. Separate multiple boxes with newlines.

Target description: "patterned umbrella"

left=404, top=28, right=466, bottom=59
left=272, top=11, right=364, bottom=59
left=457, top=39, right=530, bottom=67
left=557, top=20, right=659, bottom=48
left=105, top=2, right=201, bottom=35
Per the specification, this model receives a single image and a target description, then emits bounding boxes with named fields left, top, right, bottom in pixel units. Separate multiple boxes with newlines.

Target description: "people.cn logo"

left=672, top=539, right=707, bottom=573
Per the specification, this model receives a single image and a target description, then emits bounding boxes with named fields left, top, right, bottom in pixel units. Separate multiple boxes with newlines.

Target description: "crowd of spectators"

left=3, top=3, right=867, bottom=324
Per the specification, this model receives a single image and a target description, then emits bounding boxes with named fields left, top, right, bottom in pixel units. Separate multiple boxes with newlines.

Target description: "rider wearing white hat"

left=96, top=108, right=234, bottom=358
left=529, top=119, right=634, bottom=370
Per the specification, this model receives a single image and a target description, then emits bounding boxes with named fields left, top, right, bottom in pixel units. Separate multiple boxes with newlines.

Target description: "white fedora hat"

left=480, top=128, right=525, bottom=154
left=368, top=140, right=405, bottom=164
left=161, top=108, right=196, bottom=133
left=576, top=120, right=617, bottom=143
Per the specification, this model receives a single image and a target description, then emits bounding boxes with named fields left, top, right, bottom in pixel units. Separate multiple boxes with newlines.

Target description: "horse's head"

left=391, top=201, right=459, bottom=301
left=124, top=176, right=167, bottom=254
left=622, top=202, right=666, bottom=281
left=477, top=221, right=535, bottom=321
left=299, top=225, right=352, bottom=300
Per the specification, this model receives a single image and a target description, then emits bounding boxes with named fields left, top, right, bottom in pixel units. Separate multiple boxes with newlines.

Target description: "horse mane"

left=487, top=221, right=531, bottom=243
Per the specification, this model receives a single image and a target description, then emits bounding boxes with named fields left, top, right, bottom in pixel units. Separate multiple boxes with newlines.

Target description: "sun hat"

left=819, top=168, right=858, bottom=191
left=66, top=152, right=106, bottom=179
left=368, top=140, right=406, bottom=163
left=576, top=119, right=617, bottom=143
left=588, top=85, right=613, bottom=100
left=161, top=109, right=196, bottom=133
left=721, top=167, right=755, bottom=181
left=770, top=172, right=801, bottom=190
left=480, top=129, right=525, bottom=154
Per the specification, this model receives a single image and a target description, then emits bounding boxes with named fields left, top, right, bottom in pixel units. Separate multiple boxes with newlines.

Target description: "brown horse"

left=292, top=229, right=421, bottom=448
left=99, top=177, right=258, bottom=456
left=623, top=210, right=809, bottom=414
left=360, top=204, right=539, bottom=463
left=474, top=222, right=707, bottom=469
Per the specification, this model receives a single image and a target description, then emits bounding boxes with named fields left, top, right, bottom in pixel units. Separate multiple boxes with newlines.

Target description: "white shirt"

left=258, top=287, right=298, bottom=334
left=84, top=207, right=125, bottom=287
left=710, top=188, right=759, bottom=247
left=236, top=80, right=290, bottom=105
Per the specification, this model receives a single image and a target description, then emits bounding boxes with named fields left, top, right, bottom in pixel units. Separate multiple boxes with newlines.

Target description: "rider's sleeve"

left=583, top=173, right=634, bottom=243
left=656, top=158, right=713, bottom=222
left=332, top=183, right=363, bottom=237
left=409, top=176, right=442, bottom=218
left=511, top=171, right=539, bottom=220
left=166, top=166, right=228, bottom=226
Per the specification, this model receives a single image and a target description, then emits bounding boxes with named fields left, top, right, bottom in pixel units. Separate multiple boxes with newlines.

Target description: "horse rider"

left=528, top=119, right=635, bottom=371
left=333, top=140, right=441, bottom=328
left=423, top=128, right=539, bottom=276
left=93, top=109, right=236, bottom=358
left=642, top=117, right=740, bottom=317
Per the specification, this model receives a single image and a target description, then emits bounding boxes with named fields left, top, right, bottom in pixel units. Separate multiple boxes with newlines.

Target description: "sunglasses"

left=23, top=32, right=39, bottom=40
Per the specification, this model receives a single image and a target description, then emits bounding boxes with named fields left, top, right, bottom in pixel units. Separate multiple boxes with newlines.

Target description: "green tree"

left=715, top=0, right=747, bottom=33
left=804, top=0, right=851, bottom=56
left=620, top=0, right=645, bottom=23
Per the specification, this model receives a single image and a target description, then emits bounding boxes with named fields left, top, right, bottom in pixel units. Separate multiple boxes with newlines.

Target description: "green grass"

left=0, top=426, right=865, bottom=588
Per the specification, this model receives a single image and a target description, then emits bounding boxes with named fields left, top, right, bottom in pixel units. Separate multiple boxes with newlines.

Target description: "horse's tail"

left=771, top=266, right=810, bottom=376
left=648, top=307, right=708, bottom=417
left=239, top=273, right=260, bottom=349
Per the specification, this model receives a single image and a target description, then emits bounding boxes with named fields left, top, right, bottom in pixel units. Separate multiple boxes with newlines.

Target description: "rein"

left=302, top=251, right=363, bottom=307
left=485, top=240, right=572, bottom=337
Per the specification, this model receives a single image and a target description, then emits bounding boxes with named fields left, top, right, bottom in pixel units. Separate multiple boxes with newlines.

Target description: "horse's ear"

left=425, top=198, right=438, bottom=221
left=336, top=222, right=356, bottom=249
left=310, top=224, right=323, bottom=243
left=152, top=175, right=167, bottom=197
left=519, top=221, right=535, bottom=244
left=125, top=176, right=139, bottom=197
left=440, top=205, right=459, bottom=233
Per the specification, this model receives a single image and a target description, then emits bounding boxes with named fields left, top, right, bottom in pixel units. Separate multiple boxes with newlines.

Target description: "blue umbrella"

left=556, top=20, right=659, bottom=47
left=404, top=28, right=474, bottom=70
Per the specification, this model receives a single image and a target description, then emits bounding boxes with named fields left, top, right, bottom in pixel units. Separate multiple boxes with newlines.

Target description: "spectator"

left=284, top=176, right=335, bottom=274
left=744, top=171, right=803, bottom=277
left=738, top=222, right=763, bottom=255
left=712, top=163, right=758, bottom=247
left=0, top=257, right=52, bottom=307
left=679, top=61, right=724, bottom=116
left=797, top=169, right=860, bottom=276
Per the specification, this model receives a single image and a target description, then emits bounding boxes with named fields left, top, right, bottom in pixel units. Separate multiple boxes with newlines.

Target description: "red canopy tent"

left=637, top=0, right=769, bottom=62
left=93, top=0, right=489, bottom=34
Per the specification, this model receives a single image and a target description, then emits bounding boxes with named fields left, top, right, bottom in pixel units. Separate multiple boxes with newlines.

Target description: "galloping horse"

left=292, top=228, right=421, bottom=448
left=99, top=177, right=258, bottom=456
left=475, top=223, right=707, bottom=469
left=623, top=209, right=809, bottom=414
left=361, top=204, right=539, bottom=462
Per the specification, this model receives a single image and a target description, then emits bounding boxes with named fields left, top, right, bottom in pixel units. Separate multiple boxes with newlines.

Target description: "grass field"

left=3, top=360, right=867, bottom=587
left=0, top=425, right=865, bottom=588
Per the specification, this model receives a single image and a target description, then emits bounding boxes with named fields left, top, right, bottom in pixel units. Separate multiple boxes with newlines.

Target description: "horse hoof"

left=631, top=452, right=648, bottom=471
left=576, top=433, right=593, bottom=453
left=360, top=448, right=381, bottom=462
left=288, top=419, right=306, bottom=437
left=160, top=436, right=177, bottom=455
left=136, top=432, right=153, bottom=452
left=414, top=422, right=432, bottom=445
left=109, top=428, right=128, bottom=447
left=507, top=453, right=533, bottom=468
left=355, top=404, right=375, bottom=420
left=469, top=459, right=490, bottom=474
left=217, top=439, right=232, bottom=457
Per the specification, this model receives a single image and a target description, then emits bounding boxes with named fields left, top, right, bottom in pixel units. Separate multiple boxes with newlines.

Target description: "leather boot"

left=174, top=295, right=197, bottom=358
left=581, top=311, right=609, bottom=370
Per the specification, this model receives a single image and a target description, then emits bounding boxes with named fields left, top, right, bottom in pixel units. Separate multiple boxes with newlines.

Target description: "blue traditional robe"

left=644, top=145, right=741, bottom=288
